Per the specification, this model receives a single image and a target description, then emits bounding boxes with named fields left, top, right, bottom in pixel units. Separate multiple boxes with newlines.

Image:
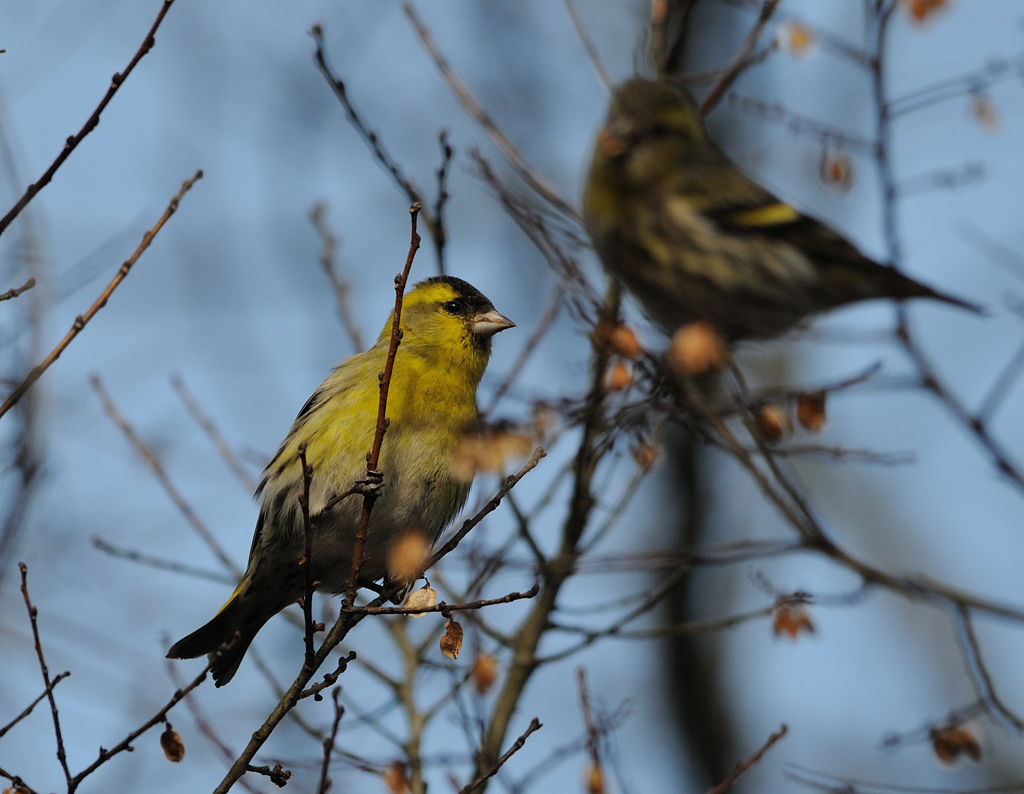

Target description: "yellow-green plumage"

left=583, top=78, right=979, bottom=340
left=167, top=276, right=513, bottom=685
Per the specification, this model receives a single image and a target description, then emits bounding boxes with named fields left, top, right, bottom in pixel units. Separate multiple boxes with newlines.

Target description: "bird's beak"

left=469, top=309, right=515, bottom=337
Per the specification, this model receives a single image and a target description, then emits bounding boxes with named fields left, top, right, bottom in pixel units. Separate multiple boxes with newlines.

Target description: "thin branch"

left=707, top=724, right=788, bottom=794
left=317, top=689, right=345, bottom=794
left=68, top=644, right=227, bottom=791
left=427, top=447, right=545, bottom=568
left=0, top=0, right=179, bottom=239
left=349, top=585, right=539, bottom=616
left=431, top=130, right=453, bottom=276
left=699, top=0, right=782, bottom=117
left=0, top=277, right=35, bottom=302
left=0, top=671, right=70, bottom=740
left=563, top=0, right=613, bottom=92
left=171, top=374, right=259, bottom=493
left=459, top=717, right=542, bottom=794
left=90, top=373, right=243, bottom=579
left=19, top=563, right=70, bottom=786
left=403, top=3, right=582, bottom=223
left=92, top=535, right=234, bottom=584
left=309, top=202, right=365, bottom=352
left=299, top=442, right=317, bottom=668
left=344, top=203, right=422, bottom=607
left=0, top=170, right=202, bottom=420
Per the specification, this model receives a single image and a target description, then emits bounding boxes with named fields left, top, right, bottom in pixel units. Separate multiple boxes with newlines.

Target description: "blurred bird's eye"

left=443, top=299, right=464, bottom=315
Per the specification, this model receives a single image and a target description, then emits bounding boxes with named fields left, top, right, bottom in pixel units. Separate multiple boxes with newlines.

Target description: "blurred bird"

left=583, top=78, right=979, bottom=340
left=167, top=276, right=514, bottom=685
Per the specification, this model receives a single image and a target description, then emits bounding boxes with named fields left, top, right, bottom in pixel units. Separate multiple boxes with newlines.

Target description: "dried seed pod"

left=405, top=585, right=437, bottom=619
left=772, top=603, right=815, bottom=639
left=796, top=391, right=827, bottom=432
left=669, top=321, right=728, bottom=375
left=472, top=653, right=499, bottom=694
left=930, top=724, right=981, bottom=765
left=387, top=529, right=429, bottom=585
left=903, top=0, right=951, bottom=25
left=819, top=149, right=853, bottom=193
left=160, top=724, right=185, bottom=762
left=440, top=620, right=464, bottom=659
left=632, top=442, right=659, bottom=471
left=756, top=403, right=792, bottom=443
left=776, top=20, right=816, bottom=57
left=605, top=361, right=633, bottom=391
left=383, top=761, right=411, bottom=794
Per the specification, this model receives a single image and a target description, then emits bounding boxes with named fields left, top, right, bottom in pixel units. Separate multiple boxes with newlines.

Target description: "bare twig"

left=0, top=671, right=70, bottom=740
left=92, top=535, right=234, bottom=584
left=0, top=0, right=179, bottom=239
left=706, top=724, right=788, bottom=794
left=0, top=170, right=202, bottom=420
left=350, top=585, right=539, bottom=616
left=576, top=668, right=602, bottom=781
left=432, top=130, right=454, bottom=275
left=317, top=689, right=345, bottom=794
left=344, top=203, right=422, bottom=607
left=299, top=441, right=317, bottom=668
left=0, top=277, right=35, bottom=302
left=699, top=0, right=782, bottom=117
left=460, top=717, right=542, bottom=794
left=403, top=3, right=582, bottom=223
left=309, top=202, right=365, bottom=352
left=19, top=563, right=71, bottom=786
left=171, top=374, right=259, bottom=493
left=563, top=0, right=613, bottom=92
left=90, top=373, right=243, bottom=579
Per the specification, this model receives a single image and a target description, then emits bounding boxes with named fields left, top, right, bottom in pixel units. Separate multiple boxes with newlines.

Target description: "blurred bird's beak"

left=469, top=309, right=515, bottom=337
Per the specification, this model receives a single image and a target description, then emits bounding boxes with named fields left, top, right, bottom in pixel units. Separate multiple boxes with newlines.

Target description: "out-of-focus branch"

left=90, top=373, right=243, bottom=579
left=0, top=671, right=70, bottom=741
left=460, top=717, right=542, bottom=794
left=563, top=0, right=613, bottom=92
left=403, top=3, right=582, bottom=224
left=309, top=203, right=365, bottom=352
left=0, top=0, right=179, bottom=239
left=316, top=689, right=344, bottom=794
left=707, top=724, right=787, bottom=794
left=311, top=27, right=449, bottom=275
left=0, top=170, right=202, bottom=420
left=699, top=0, right=782, bottom=116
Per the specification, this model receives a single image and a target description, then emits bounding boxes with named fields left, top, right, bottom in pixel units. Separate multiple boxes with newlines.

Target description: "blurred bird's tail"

left=825, top=262, right=984, bottom=316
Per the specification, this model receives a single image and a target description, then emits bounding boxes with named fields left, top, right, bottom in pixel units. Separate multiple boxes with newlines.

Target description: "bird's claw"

left=353, top=469, right=384, bottom=497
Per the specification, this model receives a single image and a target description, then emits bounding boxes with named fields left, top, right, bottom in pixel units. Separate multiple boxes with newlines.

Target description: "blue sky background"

left=2, top=1, right=1024, bottom=792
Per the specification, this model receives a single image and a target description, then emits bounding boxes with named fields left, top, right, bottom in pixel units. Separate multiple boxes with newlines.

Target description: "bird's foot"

left=353, top=469, right=384, bottom=497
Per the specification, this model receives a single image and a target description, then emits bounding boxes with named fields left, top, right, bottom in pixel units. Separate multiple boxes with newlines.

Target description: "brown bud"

left=772, top=603, right=815, bottom=639
left=605, top=361, right=632, bottom=391
left=669, top=322, right=728, bottom=375
left=405, top=585, right=438, bottom=618
left=472, top=653, right=499, bottom=694
left=796, top=391, right=827, bottom=432
left=160, top=724, right=185, bottom=762
left=387, top=529, right=429, bottom=585
left=756, top=403, right=792, bottom=443
left=776, top=20, right=816, bottom=57
left=972, top=94, right=999, bottom=133
left=606, top=324, right=643, bottom=359
left=819, top=149, right=853, bottom=193
left=440, top=620, right=464, bottom=659
left=903, top=0, right=950, bottom=24
left=586, top=763, right=605, bottom=794
left=383, top=761, right=410, bottom=794
left=632, top=442, right=659, bottom=471
left=930, top=724, right=982, bottom=765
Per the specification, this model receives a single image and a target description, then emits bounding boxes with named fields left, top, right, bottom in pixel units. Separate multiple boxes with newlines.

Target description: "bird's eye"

left=443, top=299, right=464, bottom=315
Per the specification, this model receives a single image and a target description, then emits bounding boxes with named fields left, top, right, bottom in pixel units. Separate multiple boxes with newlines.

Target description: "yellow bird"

left=167, top=276, right=514, bottom=685
left=583, top=78, right=979, bottom=340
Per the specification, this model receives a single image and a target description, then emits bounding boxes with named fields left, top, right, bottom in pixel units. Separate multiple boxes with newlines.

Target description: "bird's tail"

left=167, top=580, right=271, bottom=687
left=825, top=262, right=984, bottom=316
